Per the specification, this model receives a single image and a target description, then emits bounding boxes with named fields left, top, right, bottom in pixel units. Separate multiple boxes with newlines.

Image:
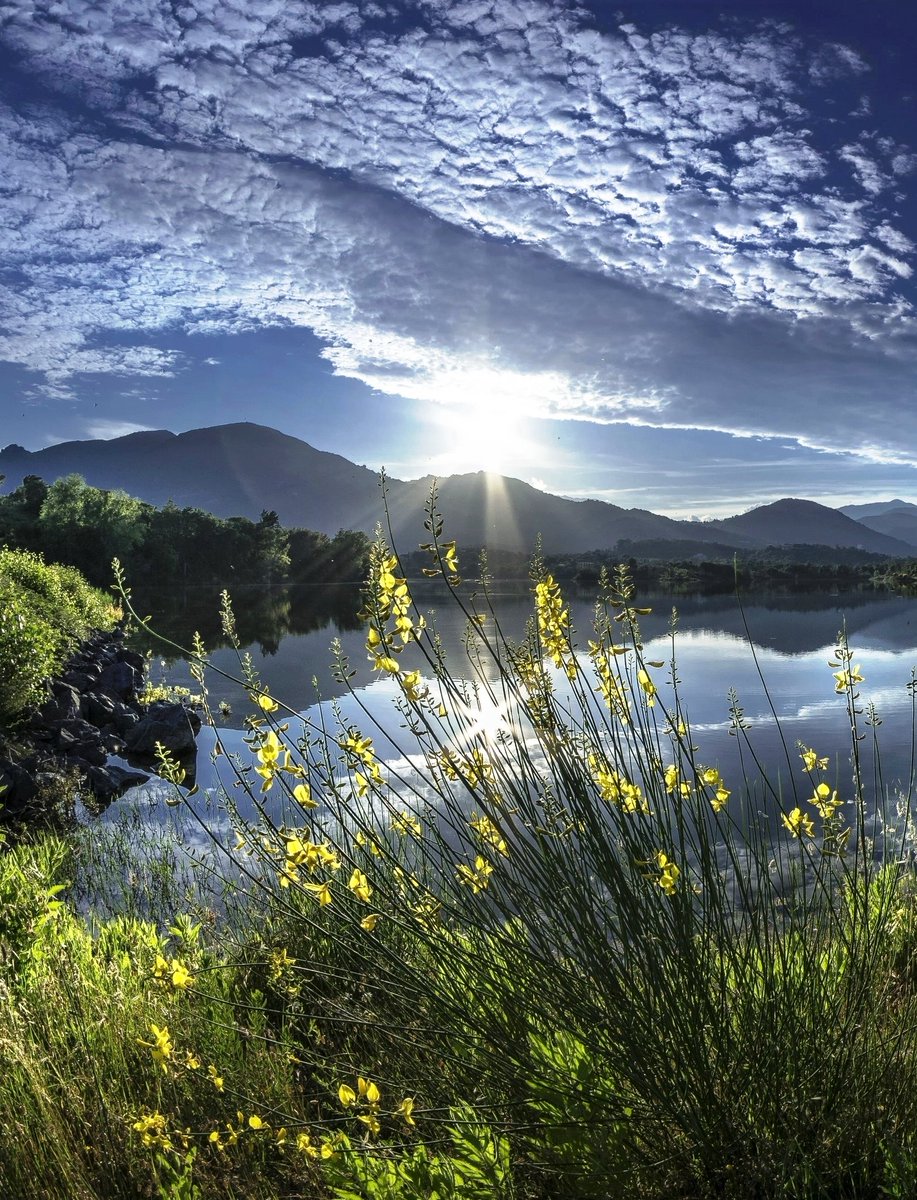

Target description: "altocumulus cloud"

left=1, top=0, right=916, bottom=463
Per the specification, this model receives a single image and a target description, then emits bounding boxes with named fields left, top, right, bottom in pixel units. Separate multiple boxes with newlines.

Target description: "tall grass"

left=4, top=508, right=917, bottom=1198
left=108, top=497, right=917, bottom=1199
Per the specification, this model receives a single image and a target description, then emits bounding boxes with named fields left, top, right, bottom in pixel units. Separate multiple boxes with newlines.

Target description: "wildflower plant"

left=112, top=490, right=917, bottom=1200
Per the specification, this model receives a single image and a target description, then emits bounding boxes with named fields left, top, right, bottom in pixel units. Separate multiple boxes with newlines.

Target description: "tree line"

left=0, top=474, right=370, bottom=589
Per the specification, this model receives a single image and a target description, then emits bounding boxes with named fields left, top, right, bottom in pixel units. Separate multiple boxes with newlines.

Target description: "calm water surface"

left=118, top=584, right=917, bottom=830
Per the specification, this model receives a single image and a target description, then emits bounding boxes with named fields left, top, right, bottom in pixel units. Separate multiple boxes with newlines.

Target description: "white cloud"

left=84, top=419, right=156, bottom=439
left=0, top=0, right=915, bottom=469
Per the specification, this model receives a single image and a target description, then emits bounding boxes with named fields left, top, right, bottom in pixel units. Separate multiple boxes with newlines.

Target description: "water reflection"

left=117, top=584, right=917, bottom=819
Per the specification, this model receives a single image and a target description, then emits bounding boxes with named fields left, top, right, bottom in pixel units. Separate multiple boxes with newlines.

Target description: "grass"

left=3, top=511, right=917, bottom=1197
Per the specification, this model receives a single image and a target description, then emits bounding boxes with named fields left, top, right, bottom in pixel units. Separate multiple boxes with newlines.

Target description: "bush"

left=0, top=547, right=117, bottom=724
left=14, top=502, right=917, bottom=1199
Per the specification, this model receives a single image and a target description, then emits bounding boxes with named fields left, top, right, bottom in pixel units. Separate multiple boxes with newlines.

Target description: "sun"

left=422, top=365, right=560, bottom=477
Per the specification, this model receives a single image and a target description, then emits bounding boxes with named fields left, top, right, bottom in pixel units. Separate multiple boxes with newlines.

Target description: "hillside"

left=717, top=498, right=915, bottom=557
left=2, top=424, right=914, bottom=557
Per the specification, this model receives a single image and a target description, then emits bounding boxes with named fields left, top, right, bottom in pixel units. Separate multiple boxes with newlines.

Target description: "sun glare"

left=424, top=365, right=564, bottom=476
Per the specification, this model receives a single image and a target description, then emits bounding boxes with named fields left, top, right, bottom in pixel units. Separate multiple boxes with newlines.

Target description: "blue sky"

left=2, top=0, right=916, bottom=517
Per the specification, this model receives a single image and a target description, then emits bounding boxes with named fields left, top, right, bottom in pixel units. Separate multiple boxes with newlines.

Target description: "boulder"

left=84, top=764, right=151, bottom=802
left=96, top=660, right=141, bottom=701
left=35, top=680, right=82, bottom=724
left=124, top=702, right=201, bottom=758
left=0, top=760, right=39, bottom=817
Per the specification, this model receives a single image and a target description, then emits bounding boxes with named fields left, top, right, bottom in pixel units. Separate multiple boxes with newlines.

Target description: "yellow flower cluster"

left=339, top=1075, right=383, bottom=1137
left=132, top=1110, right=173, bottom=1151
left=252, top=728, right=306, bottom=794
left=391, top=810, right=422, bottom=837
left=588, top=754, right=646, bottom=814
left=664, top=764, right=693, bottom=799
left=338, top=1076, right=416, bottom=1136
left=587, top=639, right=630, bottom=723
left=782, top=807, right=815, bottom=838
left=829, top=644, right=865, bottom=694
left=811, top=782, right=842, bottom=819
left=699, top=767, right=730, bottom=812
left=420, top=537, right=461, bottom=585
left=152, top=953, right=194, bottom=991
left=340, top=730, right=383, bottom=798
left=139, top=1023, right=173, bottom=1072
left=800, top=746, right=829, bottom=772
left=470, top=812, right=508, bottom=855
left=281, top=834, right=341, bottom=895
left=655, top=851, right=680, bottom=896
left=436, top=746, right=495, bottom=790
left=637, top=667, right=657, bottom=707
left=456, top=854, right=495, bottom=893
left=534, top=574, right=577, bottom=679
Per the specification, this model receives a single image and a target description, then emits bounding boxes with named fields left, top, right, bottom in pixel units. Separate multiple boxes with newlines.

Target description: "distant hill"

left=718, top=498, right=915, bottom=557
left=839, top=499, right=917, bottom=520
left=1, top=423, right=914, bottom=557
left=837, top=500, right=917, bottom=551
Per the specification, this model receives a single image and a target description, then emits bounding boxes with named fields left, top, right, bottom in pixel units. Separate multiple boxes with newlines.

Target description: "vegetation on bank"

left=0, top=547, right=118, bottom=724
left=0, top=473, right=371, bottom=589
left=5, top=501, right=917, bottom=1197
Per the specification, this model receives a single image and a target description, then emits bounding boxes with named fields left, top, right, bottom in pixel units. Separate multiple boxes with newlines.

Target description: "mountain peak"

left=1, top=422, right=915, bottom=556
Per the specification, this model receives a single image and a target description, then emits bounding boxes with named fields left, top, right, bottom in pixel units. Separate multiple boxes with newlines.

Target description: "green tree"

left=38, top=475, right=148, bottom=583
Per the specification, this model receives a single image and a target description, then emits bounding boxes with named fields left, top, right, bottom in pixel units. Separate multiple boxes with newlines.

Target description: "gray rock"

left=0, top=761, right=39, bottom=816
left=96, top=660, right=141, bottom=700
left=125, top=703, right=201, bottom=757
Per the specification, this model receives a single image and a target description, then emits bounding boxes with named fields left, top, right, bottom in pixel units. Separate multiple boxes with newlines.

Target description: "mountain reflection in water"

left=119, top=583, right=917, bottom=825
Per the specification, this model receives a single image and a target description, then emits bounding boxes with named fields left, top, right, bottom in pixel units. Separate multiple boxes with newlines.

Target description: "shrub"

left=104, top=509, right=917, bottom=1197
left=0, top=547, right=117, bottom=724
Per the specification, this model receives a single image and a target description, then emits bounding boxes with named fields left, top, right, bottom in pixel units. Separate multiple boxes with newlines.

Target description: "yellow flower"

left=170, top=959, right=194, bottom=990
left=655, top=851, right=680, bottom=896
left=811, top=782, right=842, bottom=819
left=637, top=667, right=657, bottom=706
left=132, top=1111, right=172, bottom=1150
left=700, top=767, right=730, bottom=812
left=338, top=1083, right=357, bottom=1107
left=358, top=1111, right=381, bottom=1136
left=348, top=868, right=372, bottom=903
left=303, top=880, right=333, bottom=906
left=296, top=1130, right=320, bottom=1159
left=358, top=1076, right=381, bottom=1105
left=833, top=664, right=864, bottom=693
left=208, top=1064, right=224, bottom=1092
left=800, top=746, right=829, bottom=772
left=396, top=1097, right=416, bottom=1126
left=139, top=1024, right=173, bottom=1071
left=252, top=693, right=279, bottom=713
left=782, top=806, right=815, bottom=838
left=248, top=1114, right=268, bottom=1131
left=392, top=810, right=422, bottom=838
left=360, top=913, right=381, bottom=932
left=456, top=855, right=494, bottom=893
left=371, top=653, right=402, bottom=675
left=293, top=783, right=317, bottom=808
left=470, top=812, right=508, bottom=855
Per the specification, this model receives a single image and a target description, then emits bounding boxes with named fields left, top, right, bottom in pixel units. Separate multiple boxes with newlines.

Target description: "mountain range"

left=1, top=423, right=914, bottom=557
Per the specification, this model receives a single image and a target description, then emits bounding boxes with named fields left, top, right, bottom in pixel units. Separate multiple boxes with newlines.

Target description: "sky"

left=2, top=0, right=917, bottom=518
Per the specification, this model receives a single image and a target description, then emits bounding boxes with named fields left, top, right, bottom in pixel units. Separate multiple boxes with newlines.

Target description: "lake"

left=117, top=582, right=917, bottom=838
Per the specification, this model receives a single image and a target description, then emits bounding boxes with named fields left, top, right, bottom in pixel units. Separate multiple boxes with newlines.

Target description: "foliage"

left=0, top=547, right=117, bottom=725
left=100, top=493, right=917, bottom=1199
left=0, top=473, right=370, bottom=588
left=5, top=494, right=917, bottom=1197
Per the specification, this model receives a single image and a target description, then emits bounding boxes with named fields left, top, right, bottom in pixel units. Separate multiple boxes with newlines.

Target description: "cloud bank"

left=1, top=0, right=916, bottom=464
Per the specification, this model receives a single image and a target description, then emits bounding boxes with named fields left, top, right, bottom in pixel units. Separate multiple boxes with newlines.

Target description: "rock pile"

left=0, top=625, right=201, bottom=821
